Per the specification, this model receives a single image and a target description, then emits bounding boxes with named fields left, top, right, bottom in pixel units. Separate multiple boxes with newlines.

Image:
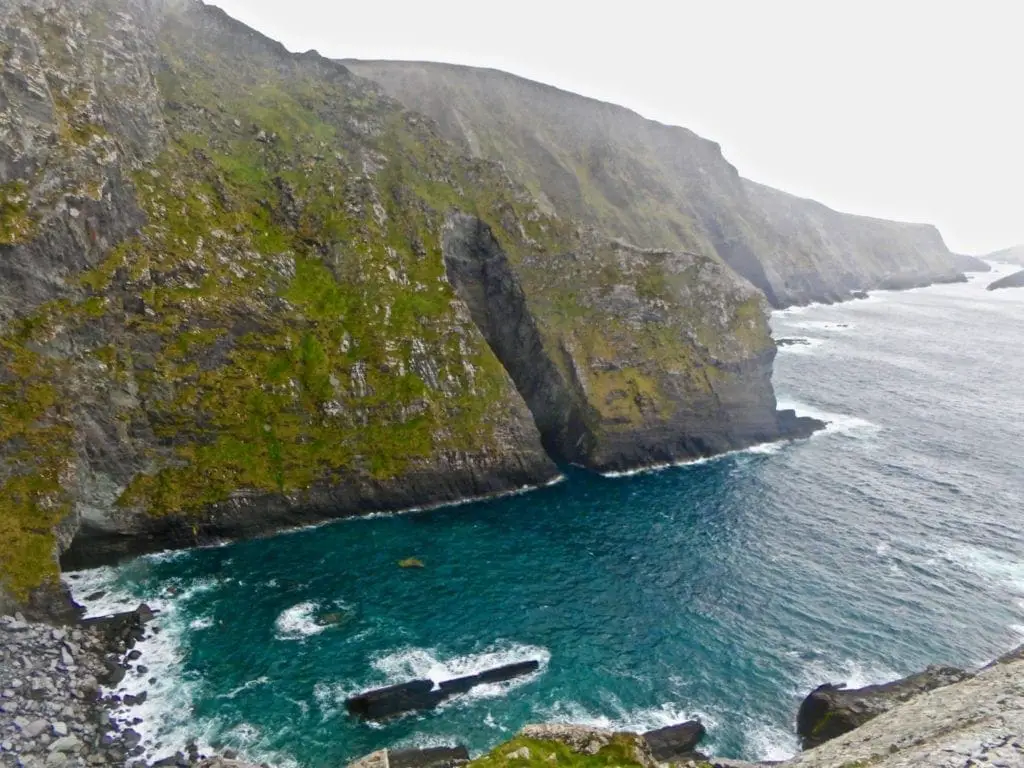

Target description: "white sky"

left=209, top=0, right=1022, bottom=255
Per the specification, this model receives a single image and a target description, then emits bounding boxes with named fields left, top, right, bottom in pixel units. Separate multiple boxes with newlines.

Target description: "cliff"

left=743, top=180, right=968, bottom=302
left=344, top=60, right=970, bottom=307
left=0, top=0, right=816, bottom=610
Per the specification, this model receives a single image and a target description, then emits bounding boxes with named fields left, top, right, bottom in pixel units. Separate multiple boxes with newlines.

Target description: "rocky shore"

left=5, top=595, right=1024, bottom=768
left=345, top=647, right=1024, bottom=768
left=0, top=610, right=251, bottom=768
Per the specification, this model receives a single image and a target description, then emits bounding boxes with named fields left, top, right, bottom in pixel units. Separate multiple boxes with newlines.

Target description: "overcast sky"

left=210, top=0, right=1021, bottom=255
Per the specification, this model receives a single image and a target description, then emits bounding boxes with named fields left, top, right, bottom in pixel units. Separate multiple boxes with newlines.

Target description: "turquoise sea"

left=68, top=263, right=1024, bottom=766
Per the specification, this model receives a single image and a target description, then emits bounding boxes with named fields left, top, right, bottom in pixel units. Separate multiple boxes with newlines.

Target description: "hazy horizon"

left=208, top=0, right=1022, bottom=255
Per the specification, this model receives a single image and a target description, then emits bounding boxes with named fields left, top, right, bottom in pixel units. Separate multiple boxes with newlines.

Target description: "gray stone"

left=48, top=736, right=80, bottom=753
left=22, top=719, right=50, bottom=739
left=51, top=723, right=68, bottom=738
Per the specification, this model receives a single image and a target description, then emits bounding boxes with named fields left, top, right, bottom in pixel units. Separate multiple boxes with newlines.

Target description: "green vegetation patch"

left=0, top=180, right=35, bottom=246
left=468, top=736, right=652, bottom=768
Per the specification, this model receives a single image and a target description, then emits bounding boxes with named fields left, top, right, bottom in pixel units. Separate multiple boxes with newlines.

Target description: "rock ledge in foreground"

left=796, top=664, right=972, bottom=749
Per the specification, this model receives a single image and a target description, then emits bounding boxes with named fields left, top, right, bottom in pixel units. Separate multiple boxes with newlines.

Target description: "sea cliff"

left=0, top=0, right=815, bottom=611
left=344, top=60, right=975, bottom=307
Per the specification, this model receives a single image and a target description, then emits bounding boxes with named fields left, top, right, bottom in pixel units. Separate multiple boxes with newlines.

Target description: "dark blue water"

left=68, top=264, right=1024, bottom=767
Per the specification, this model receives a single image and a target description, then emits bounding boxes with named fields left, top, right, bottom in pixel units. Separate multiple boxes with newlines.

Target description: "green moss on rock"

left=0, top=180, right=35, bottom=245
left=468, top=735, right=650, bottom=768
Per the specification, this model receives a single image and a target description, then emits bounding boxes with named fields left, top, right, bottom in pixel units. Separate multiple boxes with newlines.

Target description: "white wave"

left=190, top=617, right=214, bottom=630
left=391, top=732, right=468, bottom=751
left=941, top=545, right=1024, bottom=595
left=274, top=601, right=328, bottom=640
left=744, top=721, right=798, bottom=762
left=539, top=698, right=715, bottom=738
left=68, top=570, right=296, bottom=767
left=876, top=542, right=891, bottom=556
left=601, top=438, right=790, bottom=479
left=798, top=656, right=901, bottom=692
left=70, top=572, right=203, bottom=764
left=370, top=638, right=548, bottom=688
left=772, top=299, right=836, bottom=316
left=64, top=566, right=146, bottom=619
left=744, top=442, right=785, bottom=456
left=218, top=676, right=271, bottom=700
left=786, top=320, right=856, bottom=333
left=776, top=337, right=826, bottom=356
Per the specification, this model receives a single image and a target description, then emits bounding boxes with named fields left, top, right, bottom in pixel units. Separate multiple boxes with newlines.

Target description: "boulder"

left=642, top=720, right=707, bottom=762
left=850, top=290, right=870, bottom=300
left=797, top=665, right=972, bottom=749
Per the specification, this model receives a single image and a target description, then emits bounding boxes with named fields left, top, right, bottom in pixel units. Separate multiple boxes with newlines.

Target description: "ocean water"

left=67, top=263, right=1024, bottom=766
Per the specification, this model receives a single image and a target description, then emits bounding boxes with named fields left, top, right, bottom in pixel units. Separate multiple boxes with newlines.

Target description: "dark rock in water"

left=85, top=591, right=107, bottom=602
left=987, top=269, right=1024, bottom=291
left=122, top=729, right=142, bottom=750
left=122, top=691, right=147, bottom=706
left=346, top=679, right=440, bottom=719
left=388, top=746, right=470, bottom=768
left=438, top=660, right=540, bottom=696
left=346, top=661, right=541, bottom=719
left=850, top=290, right=870, bottom=300
left=642, top=720, right=707, bottom=762
left=797, top=665, right=972, bottom=749
left=777, top=409, right=827, bottom=440
left=777, top=337, right=811, bottom=347
left=474, top=660, right=540, bottom=684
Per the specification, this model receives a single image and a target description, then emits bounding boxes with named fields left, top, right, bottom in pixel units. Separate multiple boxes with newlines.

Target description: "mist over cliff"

left=345, top=60, right=974, bottom=306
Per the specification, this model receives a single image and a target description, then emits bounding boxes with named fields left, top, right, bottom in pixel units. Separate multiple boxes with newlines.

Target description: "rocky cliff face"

left=344, top=61, right=970, bottom=308
left=743, top=180, right=967, bottom=304
left=0, top=0, right=813, bottom=610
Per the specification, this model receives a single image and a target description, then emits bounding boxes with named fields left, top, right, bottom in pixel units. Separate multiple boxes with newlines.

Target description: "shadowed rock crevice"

left=441, top=213, right=594, bottom=465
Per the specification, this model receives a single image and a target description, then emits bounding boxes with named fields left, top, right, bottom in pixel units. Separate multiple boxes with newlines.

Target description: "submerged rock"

left=797, top=664, right=972, bottom=749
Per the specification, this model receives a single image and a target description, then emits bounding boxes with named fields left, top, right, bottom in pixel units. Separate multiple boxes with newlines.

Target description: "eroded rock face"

left=796, top=665, right=973, bottom=749
left=442, top=213, right=823, bottom=473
